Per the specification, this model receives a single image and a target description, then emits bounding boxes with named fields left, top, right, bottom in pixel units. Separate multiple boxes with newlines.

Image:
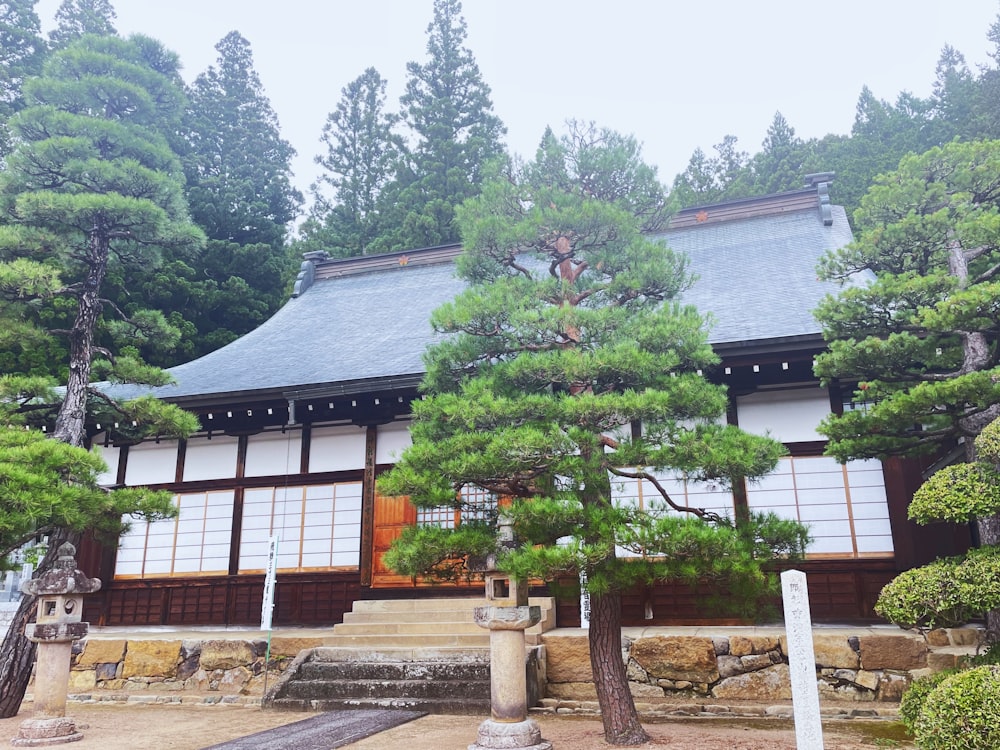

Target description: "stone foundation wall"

left=67, top=636, right=326, bottom=697
left=63, top=626, right=983, bottom=704
left=542, top=627, right=983, bottom=706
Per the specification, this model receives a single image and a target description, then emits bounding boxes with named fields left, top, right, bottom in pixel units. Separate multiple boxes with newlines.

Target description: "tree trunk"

left=0, top=528, right=82, bottom=718
left=978, top=515, right=1000, bottom=640
left=588, top=589, right=649, bottom=746
left=0, top=229, right=108, bottom=716
left=53, top=230, right=108, bottom=447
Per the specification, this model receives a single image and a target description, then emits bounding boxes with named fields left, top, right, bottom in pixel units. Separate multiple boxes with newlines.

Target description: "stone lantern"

left=470, top=514, right=552, bottom=750
left=12, top=541, right=101, bottom=747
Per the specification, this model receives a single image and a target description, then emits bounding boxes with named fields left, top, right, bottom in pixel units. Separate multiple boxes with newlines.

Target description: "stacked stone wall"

left=60, top=627, right=983, bottom=705
left=66, top=636, right=325, bottom=698
left=543, top=627, right=983, bottom=706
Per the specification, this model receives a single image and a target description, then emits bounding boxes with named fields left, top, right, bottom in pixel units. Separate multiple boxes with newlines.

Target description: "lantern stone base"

left=468, top=718, right=552, bottom=750
left=10, top=717, right=83, bottom=746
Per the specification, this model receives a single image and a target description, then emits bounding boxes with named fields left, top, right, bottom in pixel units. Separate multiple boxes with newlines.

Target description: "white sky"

left=35, top=0, right=1000, bottom=213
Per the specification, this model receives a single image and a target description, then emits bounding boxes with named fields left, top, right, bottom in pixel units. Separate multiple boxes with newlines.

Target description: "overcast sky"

left=34, top=0, right=1000, bottom=214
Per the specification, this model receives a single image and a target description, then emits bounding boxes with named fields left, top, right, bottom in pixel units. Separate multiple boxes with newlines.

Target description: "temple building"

left=80, top=176, right=970, bottom=627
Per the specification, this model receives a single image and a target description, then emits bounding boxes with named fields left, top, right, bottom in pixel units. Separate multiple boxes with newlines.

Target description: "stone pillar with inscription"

left=12, top=542, right=101, bottom=747
left=781, top=569, right=824, bottom=750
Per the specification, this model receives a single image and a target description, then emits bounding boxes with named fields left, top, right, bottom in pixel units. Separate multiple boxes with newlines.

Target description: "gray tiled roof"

left=676, top=205, right=853, bottom=344
left=113, top=200, right=852, bottom=404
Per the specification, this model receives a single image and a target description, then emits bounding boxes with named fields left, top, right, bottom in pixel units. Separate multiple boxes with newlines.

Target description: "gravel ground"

left=0, top=702, right=914, bottom=749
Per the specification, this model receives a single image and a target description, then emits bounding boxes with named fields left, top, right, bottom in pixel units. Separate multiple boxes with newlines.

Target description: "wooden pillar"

left=360, top=425, right=377, bottom=587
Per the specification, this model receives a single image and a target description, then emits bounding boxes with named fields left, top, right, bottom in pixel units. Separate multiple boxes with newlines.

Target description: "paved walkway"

left=203, top=709, right=425, bottom=750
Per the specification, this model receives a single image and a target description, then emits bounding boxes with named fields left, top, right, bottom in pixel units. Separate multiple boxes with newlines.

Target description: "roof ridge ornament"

left=292, top=251, right=329, bottom=297
left=804, top=172, right=835, bottom=226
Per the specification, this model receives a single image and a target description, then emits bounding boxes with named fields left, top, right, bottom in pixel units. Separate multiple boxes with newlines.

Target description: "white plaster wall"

left=736, top=387, right=831, bottom=443
left=375, top=421, right=412, bottom=464
left=124, top=440, right=179, bottom=485
left=92, top=435, right=120, bottom=486
left=309, top=424, right=366, bottom=472
left=183, top=435, right=239, bottom=481
left=245, top=429, right=303, bottom=477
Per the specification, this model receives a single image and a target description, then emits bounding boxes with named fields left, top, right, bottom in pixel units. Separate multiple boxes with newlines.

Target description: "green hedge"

left=913, top=665, right=1000, bottom=750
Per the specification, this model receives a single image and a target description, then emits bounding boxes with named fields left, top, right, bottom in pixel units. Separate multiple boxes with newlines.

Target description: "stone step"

left=331, top=621, right=485, bottom=636
left=350, top=596, right=553, bottom=614
left=298, top=660, right=489, bottom=682
left=341, top=610, right=479, bottom=624
left=349, top=597, right=490, bottom=612
left=318, top=633, right=490, bottom=649
left=337, top=596, right=556, bottom=643
left=269, top=695, right=489, bottom=715
left=283, top=678, right=490, bottom=701
left=310, top=646, right=490, bottom=663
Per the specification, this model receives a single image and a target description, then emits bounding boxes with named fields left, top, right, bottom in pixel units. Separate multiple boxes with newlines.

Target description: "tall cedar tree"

left=48, top=0, right=116, bottom=47
left=814, top=140, right=1000, bottom=634
left=0, top=1, right=61, bottom=378
left=123, top=30, right=303, bottom=364
left=750, top=112, right=810, bottom=196
left=298, top=67, right=403, bottom=258
left=380, top=0, right=506, bottom=251
left=378, top=124, right=807, bottom=746
left=0, top=33, right=202, bottom=715
left=0, top=0, right=46, bottom=159
left=670, top=134, right=752, bottom=208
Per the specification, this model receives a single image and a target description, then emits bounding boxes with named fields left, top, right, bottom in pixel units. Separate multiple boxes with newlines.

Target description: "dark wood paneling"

left=91, top=571, right=361, bottom=627
left=551, top=560, right=899, bottom=628
left=883, top=455, right=972, bottom=571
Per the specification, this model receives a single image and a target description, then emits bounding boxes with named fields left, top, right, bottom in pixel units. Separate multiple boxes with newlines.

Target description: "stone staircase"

left=266, top=596, right=554, bottom=714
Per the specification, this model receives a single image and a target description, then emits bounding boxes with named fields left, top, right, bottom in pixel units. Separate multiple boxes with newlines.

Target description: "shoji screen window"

left=114, top=490, right=234, bottom=578
left=611, top=471, right=737, bottom=557
left=238, top=482, right=363, bottom=572
left=745, top=456, right=892, bottom=557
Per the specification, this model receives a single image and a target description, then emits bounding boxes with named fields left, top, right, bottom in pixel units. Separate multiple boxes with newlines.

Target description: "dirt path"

left=0, top=704, right=913, bottom=749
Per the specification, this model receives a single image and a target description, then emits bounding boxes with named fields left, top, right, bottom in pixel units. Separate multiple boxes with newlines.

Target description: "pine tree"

left=814, top=139, right=1000, bottom=635
left=0, top=33, right=201, bottom=714
left=379, top=123, right=807, bottom=745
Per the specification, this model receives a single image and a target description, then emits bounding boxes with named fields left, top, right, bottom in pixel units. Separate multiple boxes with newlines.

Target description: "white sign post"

left=781, top=569, right=824, bottom=749
left=261, top=535, right=279, bottom=631
left=260, top=535, right=280, bottom=701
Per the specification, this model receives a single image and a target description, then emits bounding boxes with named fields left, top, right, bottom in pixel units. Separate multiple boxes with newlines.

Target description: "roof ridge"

left=294, top=176, right=837, bottom=291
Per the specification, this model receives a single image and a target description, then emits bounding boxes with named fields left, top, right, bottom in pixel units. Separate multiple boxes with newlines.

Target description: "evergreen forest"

left=2, top=0, right=999, bottom=374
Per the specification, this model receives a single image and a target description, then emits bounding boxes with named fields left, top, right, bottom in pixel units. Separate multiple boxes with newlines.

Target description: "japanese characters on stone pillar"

left=12, top=542, right=101, bottom=747
left=781, top=569, right=824, bottom=750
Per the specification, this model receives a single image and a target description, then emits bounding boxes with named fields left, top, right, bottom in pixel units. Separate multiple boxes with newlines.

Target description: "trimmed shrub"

left=908, top=463, right=1000, bottom=525
left=875, top=546, right=1000, bottom=629
left=899, top=669, right=958, bottom=734
left=975, top=417, right=1000, bottom=463
left=913, top=665, right=1000, bottom=750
